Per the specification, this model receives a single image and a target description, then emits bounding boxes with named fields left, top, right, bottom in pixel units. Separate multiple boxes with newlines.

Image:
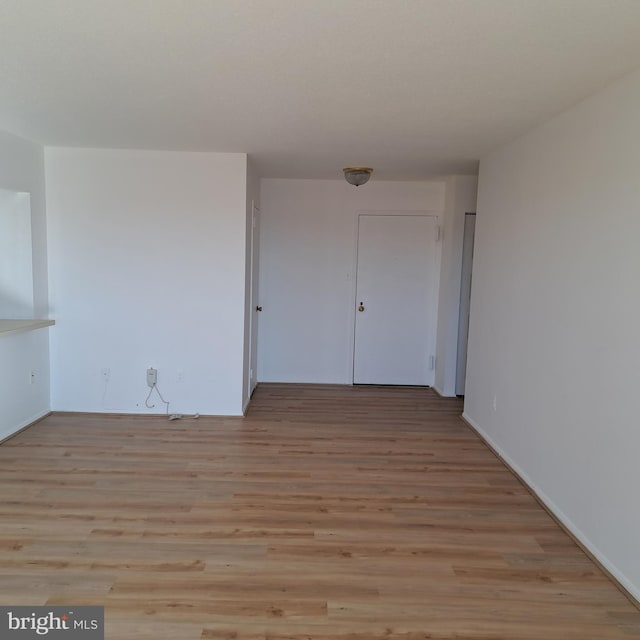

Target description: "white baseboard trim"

left=0, top=409, right=51, bottom=444
left=462, top=410, right=640, bottom=605
left=432, top=384, right=457, bottom=398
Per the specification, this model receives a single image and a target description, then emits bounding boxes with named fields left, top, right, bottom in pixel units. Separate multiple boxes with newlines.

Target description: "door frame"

left=348, top=210, right=442, bottom=385
left=455, top=212, right=476, bottom=395
left=245, top=201, right=260, bottom=407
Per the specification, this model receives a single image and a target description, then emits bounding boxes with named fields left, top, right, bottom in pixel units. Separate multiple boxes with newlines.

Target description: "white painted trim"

left=432, top=383, right=458, bottom=398
left=242, top=395, right=251, bottom=415
left=462, top=410, right=640, bottom=604
left=0, top=409, right=50, bottom=444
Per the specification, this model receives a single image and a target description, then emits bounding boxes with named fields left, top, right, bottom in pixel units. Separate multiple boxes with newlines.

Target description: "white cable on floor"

left=169, top=413, right=200, bottom=421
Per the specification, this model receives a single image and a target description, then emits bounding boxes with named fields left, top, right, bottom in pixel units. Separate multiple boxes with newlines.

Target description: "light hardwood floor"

left=0, top=383, right=638, bottom=639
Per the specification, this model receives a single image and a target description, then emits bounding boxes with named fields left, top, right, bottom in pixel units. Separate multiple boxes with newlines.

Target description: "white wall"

left=0, top=189, right=34, bottom=318
left=465, top=68, right=640, bottom=598
left=0, top=130, right=50, bottom=438
left=258, top=179, right=445, bottom=383
left=434, top=175, right=478, bottom=397
left=46, top=148, right=248, bottom=416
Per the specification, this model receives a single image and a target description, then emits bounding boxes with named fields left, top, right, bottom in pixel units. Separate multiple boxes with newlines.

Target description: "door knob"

left=358, top=302, right=365, bottom=312
left=256, top=306, right=263, bottom=312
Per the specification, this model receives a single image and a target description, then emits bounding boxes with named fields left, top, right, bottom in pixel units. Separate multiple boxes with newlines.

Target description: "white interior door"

left=353, top=214, right=439, bottom=385
left=247, top=203, right=260, bottom=396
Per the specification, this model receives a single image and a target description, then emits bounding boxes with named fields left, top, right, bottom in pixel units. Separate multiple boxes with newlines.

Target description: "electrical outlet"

left=176, top=370, right=184, bottom=383
left=101, top=367, right=110, bottom=381
left=29, top=370, right=36, bottom=385
left=493, top=395, right=497, bottom=412
left=147, top=367, right=157, bottom=388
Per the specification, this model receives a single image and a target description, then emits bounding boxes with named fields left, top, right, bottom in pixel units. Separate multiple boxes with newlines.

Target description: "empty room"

left=1, top=1, right=639, bottom=638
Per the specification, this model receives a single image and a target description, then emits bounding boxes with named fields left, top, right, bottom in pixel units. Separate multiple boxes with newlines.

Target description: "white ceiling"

left=1, top=0, right=640, bottom=180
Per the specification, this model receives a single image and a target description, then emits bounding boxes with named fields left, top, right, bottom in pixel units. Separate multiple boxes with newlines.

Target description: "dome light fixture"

left=343, top=166, right=373, bottom=187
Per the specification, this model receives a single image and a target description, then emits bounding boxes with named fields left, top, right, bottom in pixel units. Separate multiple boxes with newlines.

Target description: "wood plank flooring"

left=1, top=383, right=638, bottom=639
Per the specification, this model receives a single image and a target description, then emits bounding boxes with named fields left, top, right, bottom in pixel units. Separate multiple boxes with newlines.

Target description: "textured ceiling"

left=1, top=0, right=640, bottom=179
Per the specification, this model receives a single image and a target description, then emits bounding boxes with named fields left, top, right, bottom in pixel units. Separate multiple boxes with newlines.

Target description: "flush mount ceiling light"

left=343, top=167, right=373, bottom=187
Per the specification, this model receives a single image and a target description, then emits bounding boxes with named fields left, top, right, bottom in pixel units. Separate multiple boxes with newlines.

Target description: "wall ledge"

left=0, top=319, right=54, bottom=336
